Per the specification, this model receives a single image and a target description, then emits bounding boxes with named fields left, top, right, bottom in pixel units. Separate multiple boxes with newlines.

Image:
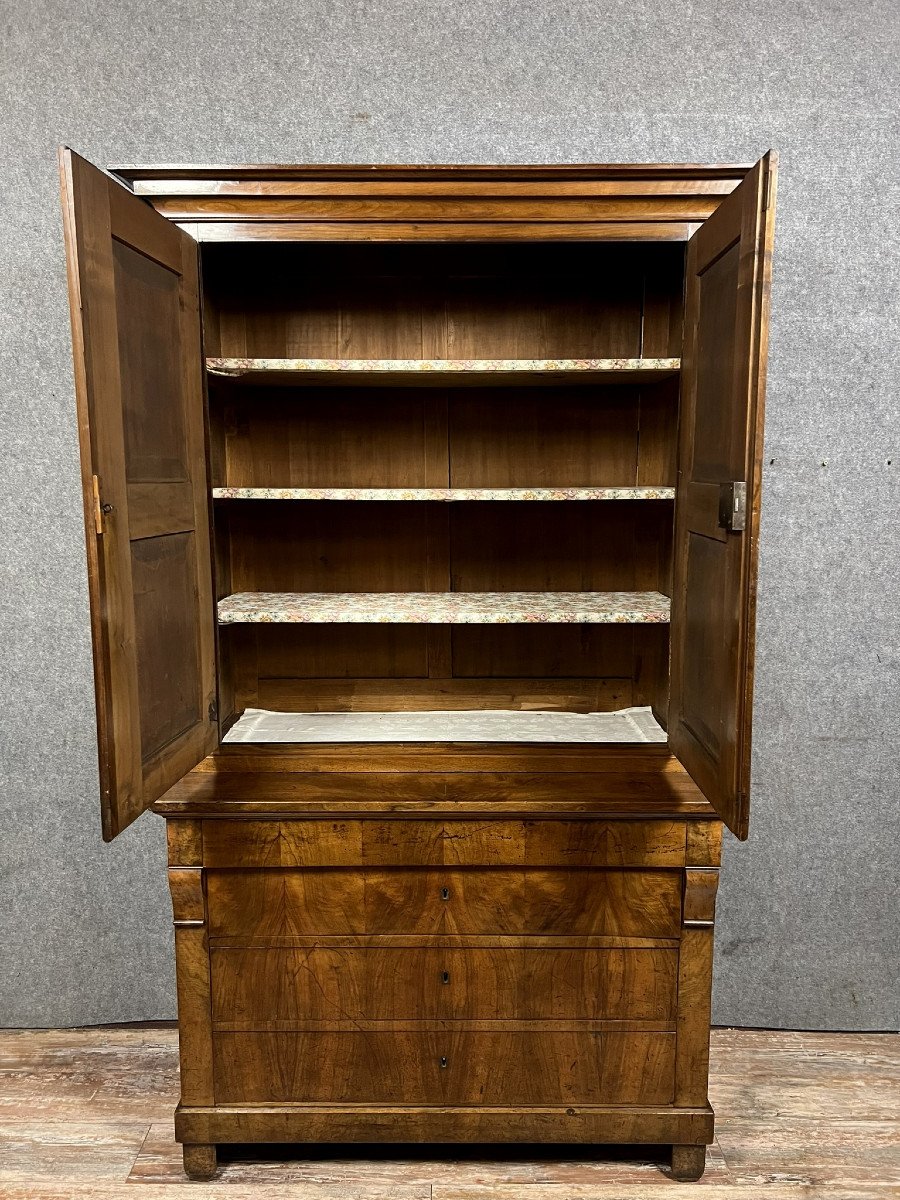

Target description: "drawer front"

left=201, top=819, right=686, bottom=868
left=210, top=946, right=678, bottom=1024
left=212, top=1029, right=675, bottom=1106
left=207, top=867, right=682, bottom=938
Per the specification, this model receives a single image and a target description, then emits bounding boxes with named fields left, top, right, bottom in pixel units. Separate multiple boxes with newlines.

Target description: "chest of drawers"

left=161, top=761, right=722, bottom=1181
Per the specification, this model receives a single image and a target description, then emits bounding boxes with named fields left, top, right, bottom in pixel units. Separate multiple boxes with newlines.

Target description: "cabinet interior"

left=201, top=241, right=686, bottom=740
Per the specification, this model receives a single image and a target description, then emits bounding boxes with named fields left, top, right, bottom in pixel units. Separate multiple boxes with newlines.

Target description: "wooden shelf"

left=206, top=357, right=681, bottom=388
left=217, top=591, right=671, bottom=625
left=212, top=486, right=676, bottom=502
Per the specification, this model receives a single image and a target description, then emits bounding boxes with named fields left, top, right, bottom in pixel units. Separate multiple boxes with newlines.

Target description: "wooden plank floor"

left=0, top=1026, right=897, bottom=1198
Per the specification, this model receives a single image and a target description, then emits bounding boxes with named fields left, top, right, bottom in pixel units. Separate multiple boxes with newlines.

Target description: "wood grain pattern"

left=165, top=819, right=202, bottom=866
left=181, top=1142, right=217, bottom=1180
left=59, top=148, right=217, bottom=841
left=201, top=236, right=687, bottom=723
left=206, top=866, right=682, bottom=938
left=255, top=674, right=635, bottom=715
left=188, top=219, right=700, bottom=243
left=209, top=946, right=678, bottom=1025
left=682, top=868, right=719, bottom=925
left=167, top=868, right=205, bottom=924
left=154, top=195, right=720, bottom=221
left=155, top=745, right=714, bottom=819
left=199, top=820, right=688, bottom=868
left=668, top=153, right=777, bottom=840
left=674, top=928, right=715, bottom=1108
left=211, top=1029, right=676, bottom=1105
left=685, top=820, right=723, bottom=866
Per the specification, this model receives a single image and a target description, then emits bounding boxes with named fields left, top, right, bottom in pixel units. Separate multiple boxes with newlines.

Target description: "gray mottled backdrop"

left=1, top=0, right=898, bottom=1030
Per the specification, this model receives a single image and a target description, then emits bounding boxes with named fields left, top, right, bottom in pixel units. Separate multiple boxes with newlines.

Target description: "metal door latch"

left=718, top=482, right=747, bottom=532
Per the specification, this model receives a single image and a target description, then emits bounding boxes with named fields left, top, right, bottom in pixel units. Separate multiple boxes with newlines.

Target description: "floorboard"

left=0, top=1027, right=896, bottom=1197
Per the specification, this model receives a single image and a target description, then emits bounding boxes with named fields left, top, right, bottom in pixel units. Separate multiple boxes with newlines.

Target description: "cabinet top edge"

left=111, top=162, right=756, bottom=186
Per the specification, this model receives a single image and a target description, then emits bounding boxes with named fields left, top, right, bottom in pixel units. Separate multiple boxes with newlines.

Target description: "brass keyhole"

left=441, top=970, right=450, bottom=985
left=440, top=886, right=450, bottom=901
left=439, top=1056, right=448, bottom=1069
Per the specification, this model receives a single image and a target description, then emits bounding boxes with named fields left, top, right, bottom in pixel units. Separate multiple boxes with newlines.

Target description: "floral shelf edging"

left=212, top=486, right=676, bottom=502
left=217, top=590, right=672, bottom=626
left=206, top=356, right=681, bottom=379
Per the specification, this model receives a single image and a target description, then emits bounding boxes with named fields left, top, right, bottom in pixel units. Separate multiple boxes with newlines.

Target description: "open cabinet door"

left=59, top=148, right=217, bottom=841
left=668, top=152, right=777, bottom=840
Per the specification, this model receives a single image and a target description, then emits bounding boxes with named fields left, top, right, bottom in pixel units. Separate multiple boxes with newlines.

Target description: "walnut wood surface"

left=155, top=745, right=714, bottom=820
left=180, top=1142, right=216, bottom=1180
left=114, top=162, right=748, bottom=247
left=206, top=241, right=682, bottom=721
left=205, top=866, right=682, bottom=938
left=212, top=1029, right=676, bottom=1106
left=209, top=945, right=678, bottom=1024
left=175, top=1102, right=713, bottom=1150
left=58, top=148, right=216, bottom=839
left=60, top=155, right=774, bottom=1174
left=671, top=1142, right=707, bottom=1181
left=668, top=153, right=777, bottom=840
left=198, top=819, right=690, bottom=868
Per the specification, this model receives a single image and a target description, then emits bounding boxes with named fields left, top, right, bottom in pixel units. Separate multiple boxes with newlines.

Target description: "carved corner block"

left=168, top=867, right=206, bottom=926
left=683, top=868, right=719, bottom=927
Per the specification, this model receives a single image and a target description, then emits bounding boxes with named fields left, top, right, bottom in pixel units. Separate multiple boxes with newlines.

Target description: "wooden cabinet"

left=59, top=152, right=776, bottom=1182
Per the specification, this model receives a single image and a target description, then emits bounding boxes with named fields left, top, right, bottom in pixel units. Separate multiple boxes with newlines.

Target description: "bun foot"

left=670, top=1143, right=706, bottom=1181
left=182, top=1143, right=217, bottom=1180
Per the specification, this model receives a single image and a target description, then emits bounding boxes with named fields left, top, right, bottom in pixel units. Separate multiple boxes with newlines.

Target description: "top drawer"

left=207, top=866, right=682, bottom=938
left=200, top=818, right=687, bottom=869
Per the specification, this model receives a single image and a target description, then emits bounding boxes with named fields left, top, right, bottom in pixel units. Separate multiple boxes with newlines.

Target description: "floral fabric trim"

left=207, top=356, right=680, bottom=378
left=212, top=486, right=675, bottom=501
left=217, top=590, right=671, bottom=625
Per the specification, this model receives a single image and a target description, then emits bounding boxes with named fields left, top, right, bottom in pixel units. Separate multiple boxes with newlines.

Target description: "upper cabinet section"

left=59, top=149, right=218, bottom=840
left=59, top=154, right=772, bottom=833
left=111, top=162, right=752, bottom=243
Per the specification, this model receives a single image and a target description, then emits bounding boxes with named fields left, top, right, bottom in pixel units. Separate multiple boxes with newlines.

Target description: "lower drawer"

left=212, top=1029, right=675, bottom=1106
left=211, top=945, right=677, bottom=1024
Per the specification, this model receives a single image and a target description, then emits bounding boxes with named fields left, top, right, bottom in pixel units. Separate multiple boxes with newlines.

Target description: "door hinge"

left=91, top=474, right=113, bottom=535
left=208, top=700, right=218, bottom=722
left=762, top=168, right=773, bottom=211
left=718, top=481, right=747, bottom=532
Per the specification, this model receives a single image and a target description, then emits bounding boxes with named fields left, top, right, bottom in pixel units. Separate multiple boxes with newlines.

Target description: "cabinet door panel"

left=669, top=152, right=777, bottom=839
left=59, top=148, right=217, bottom=839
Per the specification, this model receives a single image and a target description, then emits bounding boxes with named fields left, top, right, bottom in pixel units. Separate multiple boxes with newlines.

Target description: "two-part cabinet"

left=59, top=151, right=776, bottom=1181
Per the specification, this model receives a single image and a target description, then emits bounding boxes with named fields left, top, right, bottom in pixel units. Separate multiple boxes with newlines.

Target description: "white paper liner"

left=223, top=705, right=667, bottom=744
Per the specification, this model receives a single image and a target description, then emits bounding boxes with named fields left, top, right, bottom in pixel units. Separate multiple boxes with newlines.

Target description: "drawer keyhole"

left=439, top=1056, right=448, bottom=1069
left=440, top=886, right=450, bottom=901
left=441, top=970, right=450, bottom=985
